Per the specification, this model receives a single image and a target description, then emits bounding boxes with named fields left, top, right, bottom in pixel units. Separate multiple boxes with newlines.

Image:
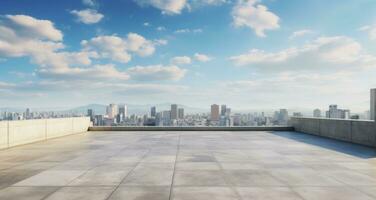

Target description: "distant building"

left=211, top=104, right=220, bottom=121
left=325, top=105, right=350, bottom=119
left=171, top=104, right=178, bottom=120
left=178, top=108, right=184, bottom=119
left=118, top=105, right=127, bottom=118
left=87, top=109, right=94, bottom=122
left=106, top=104, right=118, bottom=119
left=162, top=110, right=171, bottom=126
left=293, top=112, right=303, bottom=117
left=221, top=105, right=227, bottom=116
left=151, top=106, right=156, bottom=118
left=313, top=109, right=321, bottom=118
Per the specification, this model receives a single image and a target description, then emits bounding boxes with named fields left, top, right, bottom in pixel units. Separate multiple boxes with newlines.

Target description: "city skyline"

left=0, top=0, right=376, bottom=111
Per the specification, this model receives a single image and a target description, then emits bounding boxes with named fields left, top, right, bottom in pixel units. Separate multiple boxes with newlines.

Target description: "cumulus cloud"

left=359, top=25, right=376, bottom=41
left=127, top=65, right=187, bottom=81
left=194, top=53, right=212, bottom=62
left=229, top=36, right=376, bottom=71
left=81, top=33, right=162, bottom=63
left=70, top=9, right=104, bottom=24
left=232, top=0, right=280, bottom=37
left=289, top=29, right=314, bottom=40
left=134, top=0, right=187, bottom=15
left=38, top=64, right=130, bottom=81
left=82, top=0, right=97, bottom=7
left=134, top=0, right=227, bottom=15
left=3, top=15, right=63, bottom=41
left=170, top=56, right=192, bottom=65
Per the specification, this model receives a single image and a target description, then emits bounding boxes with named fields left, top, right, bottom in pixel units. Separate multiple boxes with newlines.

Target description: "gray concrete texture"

left=290, top=117, right=376, bottom=147
left=0, top=117, right=90, bottom=150
left=2, top=131, right=376, bottom=199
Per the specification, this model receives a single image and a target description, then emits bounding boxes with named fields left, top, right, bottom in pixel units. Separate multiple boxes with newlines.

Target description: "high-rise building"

left=118, top=105, right=127, bottom=118
left=325, top=105, right=350, bottom=119
left=211, top=104, right=220, bottom=121
left=178, top=108, right=184, bottom=119
left=221, top=105, right=227, bottom=116
left=279, top=109, right=289, bottom=125
left=313, top=109, right=321, bottom=118
left=106, top=104, right=118, bottom=119
left=171, top=104, right=178, bottom=120
left=25, top=108, right=30, bottom=119
left=151, top=106, right=156, bottom=117
left=371, top=88, right=376, bottom=120
left=87, top=109, right=94, bottom=122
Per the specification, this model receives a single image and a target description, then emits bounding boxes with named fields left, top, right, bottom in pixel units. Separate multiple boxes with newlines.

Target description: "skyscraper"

left=151, top=106, right=156, bottom=118
left=171, top=104, right=178, bottom=120
left=371, top=88, right=376, bottom=120
left=118, top=105, right=127, bottom=118
left=106, top=104, right=118, bottom=119
left=221, top=105, right=227, bottom=116
left=178, top=108, right=184, bottom=119
left=211, top=104, right=220, bottom=121
left=87, top=109, right=94, bottom=122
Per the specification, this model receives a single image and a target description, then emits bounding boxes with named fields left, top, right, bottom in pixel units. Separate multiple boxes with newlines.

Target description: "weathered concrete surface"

left=1, top=131, right=376, bottom=199
left=290, top=117, right=376, bottom=147
left=89, top=126, right=294, bottom=132
left=0, top=117, right=90, bottom=150
left=0, top=121, right=7, bottom=149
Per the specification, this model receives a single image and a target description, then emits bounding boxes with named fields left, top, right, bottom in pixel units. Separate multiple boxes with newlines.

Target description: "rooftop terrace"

left=1, top=130, right=376, bottom=200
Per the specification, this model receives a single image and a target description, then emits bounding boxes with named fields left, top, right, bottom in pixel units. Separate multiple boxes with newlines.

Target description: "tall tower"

left=221, top=105, right=227, bottom=116
left=106, top=104, right=118, bottom=119
left=371, top=89, right=376, bottom=121
left=171, top=104, right=178, bottom=120
left=151, top=106, right=156, bottom=117
left=211, top=104, right=220, bottom=121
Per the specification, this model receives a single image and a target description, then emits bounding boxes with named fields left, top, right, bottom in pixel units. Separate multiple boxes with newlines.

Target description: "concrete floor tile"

left=172, top=187, right=239, bottom=200
left=293, top=186, right=375, bottom=200
left=14, top=170, right=87, bottom=186
left=108, top=186, right=170, bottom=200
left=45, top=186, right=115, bottom=200
left=236, top=187, right=303, bottom=200
left=0, top=186, right=57, bottom=200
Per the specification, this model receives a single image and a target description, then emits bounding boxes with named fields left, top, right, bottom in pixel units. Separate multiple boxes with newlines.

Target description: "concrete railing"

left=290, top=117, right=376, bottom=147
left=0, top=117, right=90, bottom=149
left=89, top=126, right=294, bottom=132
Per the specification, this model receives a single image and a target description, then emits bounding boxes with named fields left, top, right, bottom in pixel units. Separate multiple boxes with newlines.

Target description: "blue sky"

left=1, top=0, right=376, bottom=112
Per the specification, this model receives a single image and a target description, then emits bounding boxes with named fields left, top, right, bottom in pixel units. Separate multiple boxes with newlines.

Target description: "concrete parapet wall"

left=0, top=117, right=90, bottom=150
left=89, top=126, right=294, bottom=132
left=290, top=117, right=376, bottom=147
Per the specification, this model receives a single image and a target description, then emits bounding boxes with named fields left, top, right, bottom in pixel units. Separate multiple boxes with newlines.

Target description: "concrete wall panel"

left=0, top=121, right=8, bottom=149
left=0, top=117, right=90, bottom=150
left=8, top=119, right=46, bottom=147
left=291, top=117, right=376, bottom=147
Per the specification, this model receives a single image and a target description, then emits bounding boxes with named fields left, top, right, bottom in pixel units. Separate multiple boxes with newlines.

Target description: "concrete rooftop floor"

left=1, top=131, right=376, bottom=200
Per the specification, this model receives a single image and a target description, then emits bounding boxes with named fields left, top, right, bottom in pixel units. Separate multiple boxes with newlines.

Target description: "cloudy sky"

left=1, top=0, right=376, bottom=112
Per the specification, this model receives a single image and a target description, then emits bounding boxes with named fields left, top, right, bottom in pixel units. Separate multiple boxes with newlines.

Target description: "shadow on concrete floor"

left=270, top=131, right=376, bottom=159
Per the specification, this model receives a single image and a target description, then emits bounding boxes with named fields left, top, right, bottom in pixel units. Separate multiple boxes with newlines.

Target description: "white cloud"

left=232, top=0, right=280, bottom=37
left=157, top=26, right=166, bottom=31
left=134, top=0, right=187, bottom=15
left=359, top=25, right=376, bottom=41
left=143, top=22, right=150, bottom=26
left=4, top=15, right=63, bottom=41
left=174, top=28, right=202, bottom=34
left=82, top=0, right=97, bottom=7
left=70, top=9, right=104, bottom=24
left=289, top=29, right=314, bottom=40
left=194, top=53, right=212, bottom=62
left=127, top=65, right=187, bottom=81
left=134, top=0, right=227, bottom=15
left=171, top=56, right=192, bottom=65
left=81, top=33, right=160, bottom=63
left=230, top=36, right=376, bottom=71
left=38, top=64, right=130, bottom=81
